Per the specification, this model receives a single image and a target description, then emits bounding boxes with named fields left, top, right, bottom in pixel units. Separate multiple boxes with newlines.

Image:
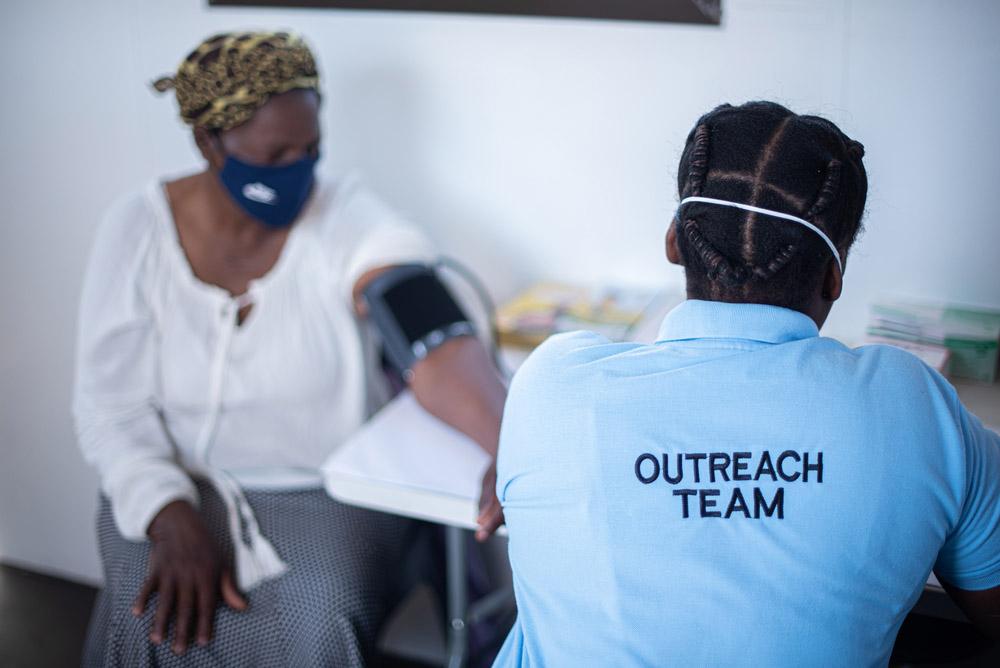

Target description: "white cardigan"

left=73, top=174, right=435, bottom=587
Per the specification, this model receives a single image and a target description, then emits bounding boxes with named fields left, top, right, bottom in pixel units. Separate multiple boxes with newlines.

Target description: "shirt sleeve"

left=935, top=403, right=1000, bottom=591
left=335, top=180, right=438, bottom=305
left=72, top=196, right=198, bottom=541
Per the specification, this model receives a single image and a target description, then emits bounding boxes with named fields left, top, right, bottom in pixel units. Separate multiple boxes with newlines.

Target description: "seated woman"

left=494, top=101, right=1000, bottom=666
left=75, top=32, right=505, bottom=667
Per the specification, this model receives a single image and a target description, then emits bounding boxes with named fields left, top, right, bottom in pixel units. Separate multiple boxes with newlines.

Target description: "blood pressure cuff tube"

left=361, top=264, right=476, bottom=376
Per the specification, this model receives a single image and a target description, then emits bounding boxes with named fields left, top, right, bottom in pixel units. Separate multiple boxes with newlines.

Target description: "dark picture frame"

left=207, top=1, right=722, bottom=25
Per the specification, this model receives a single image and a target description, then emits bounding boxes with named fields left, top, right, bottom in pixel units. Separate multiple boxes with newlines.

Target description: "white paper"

left=322, top=391, right=490, bottom=502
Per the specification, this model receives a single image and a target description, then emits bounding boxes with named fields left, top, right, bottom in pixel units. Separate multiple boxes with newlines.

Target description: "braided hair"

left=674, top=101, right=867, bottom=311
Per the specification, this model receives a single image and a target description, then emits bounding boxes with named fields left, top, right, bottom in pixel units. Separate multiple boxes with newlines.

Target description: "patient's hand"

left=477, top=460, right=505, bottom=541
left=133, top=500, right=248, bottom=654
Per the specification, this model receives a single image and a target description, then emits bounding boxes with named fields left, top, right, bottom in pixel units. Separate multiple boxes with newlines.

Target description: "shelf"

left=953, top=380, right=1000, bottom=432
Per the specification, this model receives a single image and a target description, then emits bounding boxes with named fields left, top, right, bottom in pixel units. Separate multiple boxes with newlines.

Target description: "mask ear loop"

left=677, top=196, right=844, bottom=275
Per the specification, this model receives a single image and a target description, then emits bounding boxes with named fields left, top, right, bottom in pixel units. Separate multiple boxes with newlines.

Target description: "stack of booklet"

left=866, top=301, right=1000, bottom=382
left=496, top=282, right=669, bottom=348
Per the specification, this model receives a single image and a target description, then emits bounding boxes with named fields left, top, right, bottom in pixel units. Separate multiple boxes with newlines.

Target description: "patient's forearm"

left=409, top=336, right=505, bottom=456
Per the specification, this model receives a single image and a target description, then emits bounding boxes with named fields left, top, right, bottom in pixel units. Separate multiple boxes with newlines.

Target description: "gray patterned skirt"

left=83, top=481, right=416, bottom=667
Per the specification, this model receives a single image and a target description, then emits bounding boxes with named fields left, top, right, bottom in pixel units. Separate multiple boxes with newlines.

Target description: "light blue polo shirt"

left=495, top=299, right=1000, bottom=668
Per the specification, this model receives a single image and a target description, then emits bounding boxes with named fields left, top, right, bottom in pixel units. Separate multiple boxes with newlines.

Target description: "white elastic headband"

left=677, top=196, right=843, bottom=274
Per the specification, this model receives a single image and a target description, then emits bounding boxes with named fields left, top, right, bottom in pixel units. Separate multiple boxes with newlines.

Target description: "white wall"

left=1, top=0, right=998, bottom=584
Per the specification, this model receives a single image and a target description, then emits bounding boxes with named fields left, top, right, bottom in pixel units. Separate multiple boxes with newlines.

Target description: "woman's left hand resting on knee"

left=132, top=500, right=248, bottom=655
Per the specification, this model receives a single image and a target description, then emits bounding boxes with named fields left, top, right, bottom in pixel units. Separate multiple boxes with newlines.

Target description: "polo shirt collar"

left=656, top=299, right=819, bottom=344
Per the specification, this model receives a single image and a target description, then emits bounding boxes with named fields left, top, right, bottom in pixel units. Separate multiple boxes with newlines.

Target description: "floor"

left=0, top=563, right=97, bottom=668
left=1, top=562, right=998, bottom=667
left=0, top=563, right=438, bottom=668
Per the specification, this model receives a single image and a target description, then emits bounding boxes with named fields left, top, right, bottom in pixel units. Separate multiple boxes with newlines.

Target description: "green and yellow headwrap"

left=153, top=31, right=320, bottom=131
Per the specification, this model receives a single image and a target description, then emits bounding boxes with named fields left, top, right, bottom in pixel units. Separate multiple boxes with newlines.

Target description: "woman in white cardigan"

left=75, top=31, right=505, bottom=666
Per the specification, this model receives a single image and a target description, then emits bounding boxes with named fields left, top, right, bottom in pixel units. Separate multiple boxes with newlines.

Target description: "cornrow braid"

left=846, top=139, right=866, bottom=162
left=679, top=121, right=757, bottom=288
left=684, top=124, right=712, bottom=198
left=673, top=101, right=868, bottom=311
left=804, top=159, right=842, bottom=221
left=752, top=243, right=797, bottom=281
left=683, top=219, right=750, bottom=287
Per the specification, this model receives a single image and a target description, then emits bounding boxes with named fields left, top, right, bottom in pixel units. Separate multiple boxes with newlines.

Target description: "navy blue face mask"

left=218, top=153, right=318, bottom=229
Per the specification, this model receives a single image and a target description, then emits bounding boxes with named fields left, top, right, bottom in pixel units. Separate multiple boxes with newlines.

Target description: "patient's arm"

left=354, top=267, right=507, bottom=540
left=409, top=336, right=504, bottom=457
left=412, top=336, right=506, bottom=540
left=940, top=579, right=1000, bottom=639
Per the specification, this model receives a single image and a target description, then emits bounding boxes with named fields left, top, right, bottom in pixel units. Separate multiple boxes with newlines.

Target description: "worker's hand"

left=133, top=500, right=247, bottom=655
left=476, top=460, right=505, bottom=541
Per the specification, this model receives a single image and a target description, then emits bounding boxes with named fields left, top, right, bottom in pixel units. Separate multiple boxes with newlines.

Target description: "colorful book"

left=496, top=283, right=662, bottom=348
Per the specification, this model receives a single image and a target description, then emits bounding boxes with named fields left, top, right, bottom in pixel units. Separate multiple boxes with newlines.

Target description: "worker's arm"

left=939, top=580, right=1000, bottom=639
left=933, top=395, right=1000, bottom=639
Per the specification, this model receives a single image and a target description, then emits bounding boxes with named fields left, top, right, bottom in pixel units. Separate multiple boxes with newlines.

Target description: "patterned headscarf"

left=153, top=31, right=320, bottom=131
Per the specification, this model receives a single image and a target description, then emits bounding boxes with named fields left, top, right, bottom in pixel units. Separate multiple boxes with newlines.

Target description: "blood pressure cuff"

left=362, top=264, right=476, bottom=376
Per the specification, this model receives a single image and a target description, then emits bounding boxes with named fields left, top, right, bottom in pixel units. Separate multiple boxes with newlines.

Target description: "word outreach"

left=634, top=450, right=823, bottom=520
